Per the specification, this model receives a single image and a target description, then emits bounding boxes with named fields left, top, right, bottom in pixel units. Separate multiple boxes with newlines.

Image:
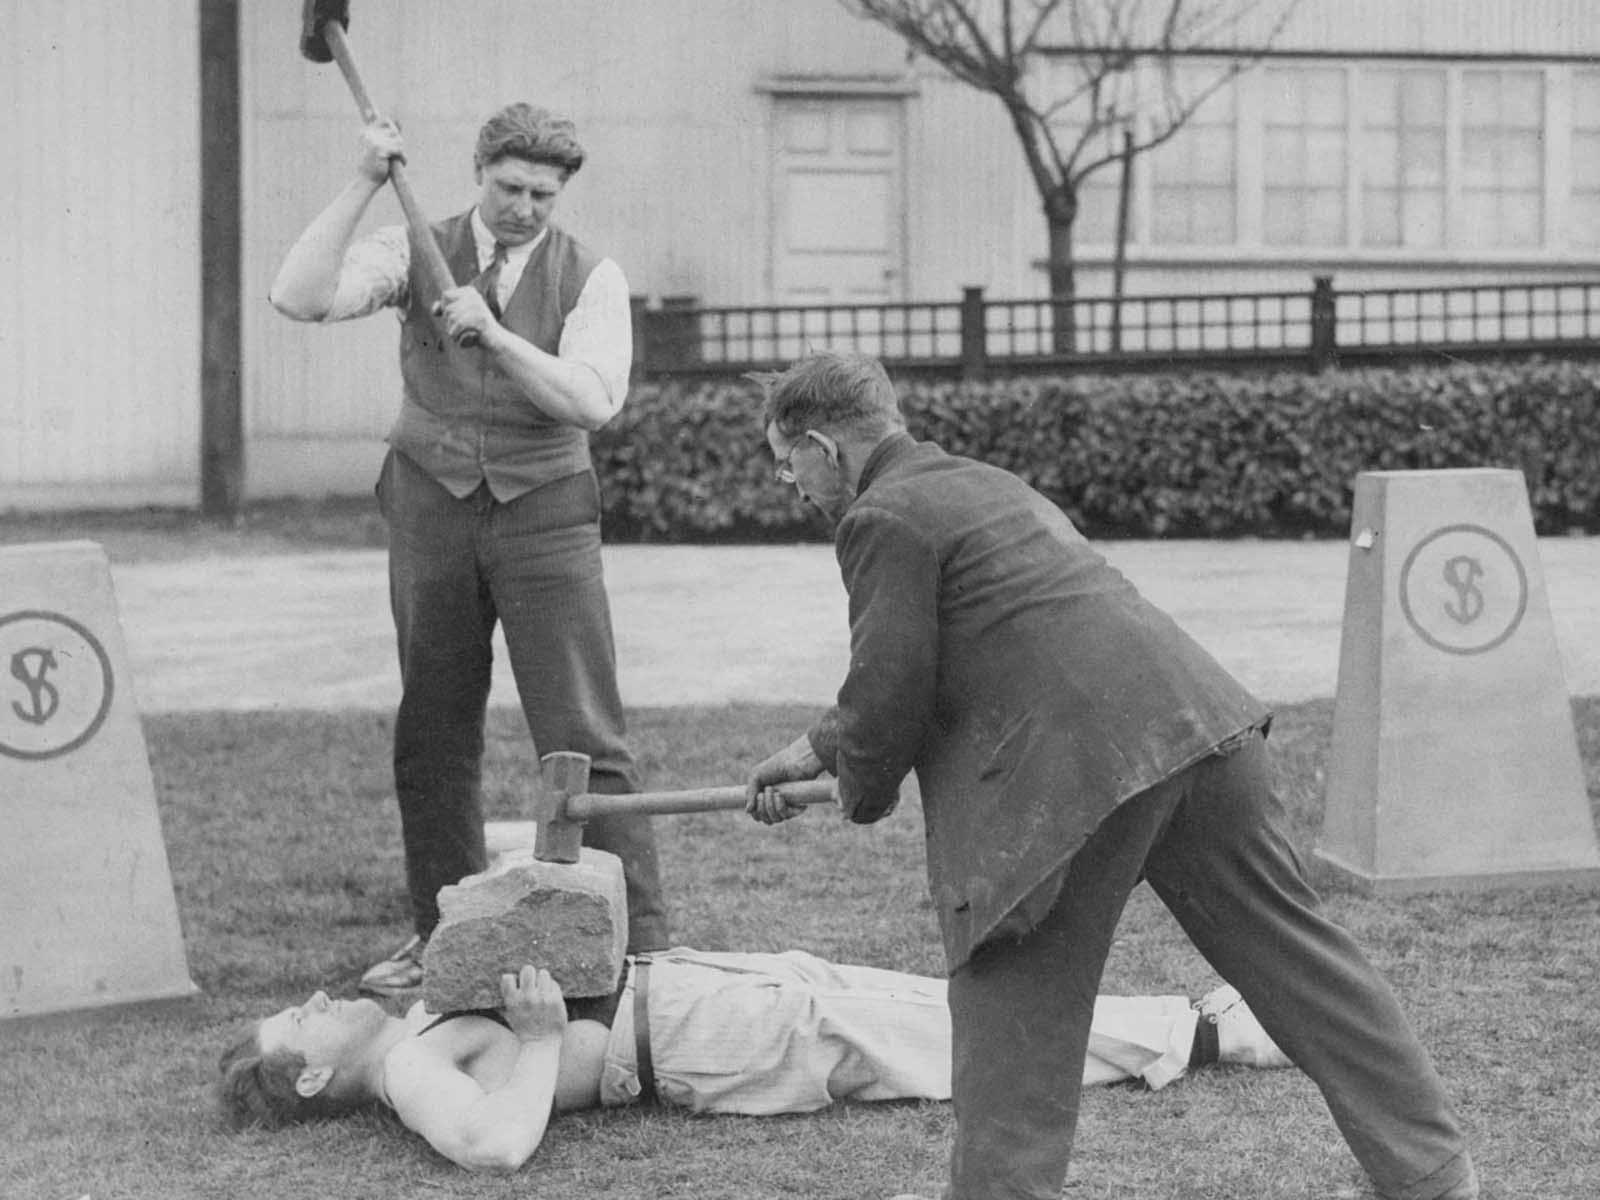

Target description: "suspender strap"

left=632, top=954, right=658, bottom=1105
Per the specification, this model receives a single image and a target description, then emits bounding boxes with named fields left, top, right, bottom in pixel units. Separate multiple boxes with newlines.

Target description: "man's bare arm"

left=269, top=123, right=401, bottom=321
left=432, top=285, right=619, bottom=431
left=383, top=967, right=567, bottom=1173
left=431, top=260, right=628, bottom=431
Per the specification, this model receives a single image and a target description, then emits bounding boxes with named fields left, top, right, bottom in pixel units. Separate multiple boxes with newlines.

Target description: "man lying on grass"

left=218, top=947, right=1287, bottom=1173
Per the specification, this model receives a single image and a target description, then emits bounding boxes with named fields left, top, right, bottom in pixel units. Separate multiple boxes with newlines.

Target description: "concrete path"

left=106, top=537, right=1600, bottom=713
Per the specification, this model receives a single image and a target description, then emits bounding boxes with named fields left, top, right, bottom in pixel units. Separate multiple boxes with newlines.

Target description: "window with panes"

left=1150, top=69, right=1238, bottom=244
left=1360, top=67, right=1447, bottom=248
left=1572, top=70, right=1600, bottom=250
left=1459, top=69, right=1544, bottom=248
left=1263, top=66, right=1348, bottom=246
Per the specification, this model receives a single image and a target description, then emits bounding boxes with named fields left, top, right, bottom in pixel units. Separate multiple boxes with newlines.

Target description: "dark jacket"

left=808, top=434, right=1269, bottom=969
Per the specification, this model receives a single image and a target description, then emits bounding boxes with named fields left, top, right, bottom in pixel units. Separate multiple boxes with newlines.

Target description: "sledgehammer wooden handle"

left=534, top=750, right=838, bottom=863
left=318, top=22, right=479, bottom=347
left=566, top=780, right=839, bottom=820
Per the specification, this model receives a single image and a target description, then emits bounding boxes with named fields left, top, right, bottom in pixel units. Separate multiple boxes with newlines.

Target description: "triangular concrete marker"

left=1, top=541, right=199, bottom=1021
left=1317, top=470, right=1600, bottom=894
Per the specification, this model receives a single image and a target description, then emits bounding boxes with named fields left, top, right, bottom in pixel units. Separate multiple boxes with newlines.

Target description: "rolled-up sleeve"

left=831, top=505, right=941, bottom=824
left=323, top=224, right=410, bottom=321
left=557, top=257, right=633, bottom=415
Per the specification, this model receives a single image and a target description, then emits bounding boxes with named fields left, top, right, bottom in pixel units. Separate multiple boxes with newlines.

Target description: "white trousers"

left=600, top=948, right=1197, bottom=1115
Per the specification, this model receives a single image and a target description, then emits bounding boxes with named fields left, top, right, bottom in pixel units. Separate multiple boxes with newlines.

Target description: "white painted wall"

left=0, top=0, right=200, bottom=509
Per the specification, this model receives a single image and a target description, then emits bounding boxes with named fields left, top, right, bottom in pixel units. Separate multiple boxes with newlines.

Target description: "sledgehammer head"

left=534, top=751, right=592, bottom=863
left=299, top=0, right=351, bottom=63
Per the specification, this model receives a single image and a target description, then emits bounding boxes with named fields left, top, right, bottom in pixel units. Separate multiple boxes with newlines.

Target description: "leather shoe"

left=359, top=934, right=427, bottom=997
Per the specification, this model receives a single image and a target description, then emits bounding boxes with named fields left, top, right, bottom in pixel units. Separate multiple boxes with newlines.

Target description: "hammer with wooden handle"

left=533, top=751, right=840, bottom=863
left=298, top=0, right=479, bottom=347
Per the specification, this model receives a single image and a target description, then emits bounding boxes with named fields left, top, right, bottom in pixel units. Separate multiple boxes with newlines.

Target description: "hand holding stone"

left=501, top=965, right=567, bottom=1044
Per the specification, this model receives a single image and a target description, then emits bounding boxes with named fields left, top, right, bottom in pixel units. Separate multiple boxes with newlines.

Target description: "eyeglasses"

left=773, top=430, right=838, bottom=484
left=774, top=442, right=801, bottom=485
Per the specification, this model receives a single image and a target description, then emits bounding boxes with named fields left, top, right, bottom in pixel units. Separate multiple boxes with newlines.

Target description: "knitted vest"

left=389, top=212, right=600, bottom=500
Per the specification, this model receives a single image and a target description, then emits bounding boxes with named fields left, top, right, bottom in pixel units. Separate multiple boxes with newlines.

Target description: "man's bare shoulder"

left=385, top=1007, right=507, bottom=1074
left=382, top=1031, right=452, bottom=1081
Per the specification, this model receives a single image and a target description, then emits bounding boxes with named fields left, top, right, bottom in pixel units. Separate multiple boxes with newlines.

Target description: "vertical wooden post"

left=629, top=294, right=650, bottom=381
left=1110, top=130, right=1135, bottom=354
left=659, top=295, right=700, bottom=369
left=199, top=0, right=243, bottom=519
left=960, top=286, right=987, bottom=379
left=1310, top=274, right=1338, bottom=372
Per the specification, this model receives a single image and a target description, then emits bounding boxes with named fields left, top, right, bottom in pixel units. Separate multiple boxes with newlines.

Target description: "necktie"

left=477, top=241, right=509, bottom=318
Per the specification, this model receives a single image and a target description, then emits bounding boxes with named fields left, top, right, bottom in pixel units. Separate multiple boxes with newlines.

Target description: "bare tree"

left=842, top=0, right=1301, bottom=323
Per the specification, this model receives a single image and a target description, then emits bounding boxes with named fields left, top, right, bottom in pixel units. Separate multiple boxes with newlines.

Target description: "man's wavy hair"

left=475, top=102, right=585, bottom=176
left=748, top=351, right=906, bottom=442
left=215, top=1024, right=361, bottom=1130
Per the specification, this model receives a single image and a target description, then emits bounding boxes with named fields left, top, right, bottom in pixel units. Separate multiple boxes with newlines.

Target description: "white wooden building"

left=4, top=0, right=1600, bottom=507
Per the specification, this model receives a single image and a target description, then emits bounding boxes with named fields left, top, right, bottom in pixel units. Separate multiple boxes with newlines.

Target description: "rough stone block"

left=422, top=847, right=628, bottom=1011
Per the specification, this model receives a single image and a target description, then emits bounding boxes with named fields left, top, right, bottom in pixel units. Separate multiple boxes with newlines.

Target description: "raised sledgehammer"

left=533, top=751, right=839, bottom=862
left=298, top=0, right=478, bottom=345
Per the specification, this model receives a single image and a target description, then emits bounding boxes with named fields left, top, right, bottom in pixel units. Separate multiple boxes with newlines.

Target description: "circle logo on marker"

left=0, top=610, right=116, bottom=760
left=1398, top=524, right=1528, bottom=656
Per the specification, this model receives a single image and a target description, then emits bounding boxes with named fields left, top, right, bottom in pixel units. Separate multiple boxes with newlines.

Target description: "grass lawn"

left=2, top=698, right=1598, bottom=1200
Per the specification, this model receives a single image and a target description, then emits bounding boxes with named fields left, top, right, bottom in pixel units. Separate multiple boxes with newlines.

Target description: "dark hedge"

left=592, top=358, right=1600, bottom=542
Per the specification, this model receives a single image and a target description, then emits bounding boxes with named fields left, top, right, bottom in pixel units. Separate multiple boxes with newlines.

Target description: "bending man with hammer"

left=218, top=951, right=1288, bottom=1172
left=269, top=104, right=669, bottom=994
left=743, top=352, right=1479, bottom=1200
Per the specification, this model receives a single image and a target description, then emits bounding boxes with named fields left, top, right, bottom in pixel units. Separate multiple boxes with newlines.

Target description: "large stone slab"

left=422, top=847, right=628, bottom=1010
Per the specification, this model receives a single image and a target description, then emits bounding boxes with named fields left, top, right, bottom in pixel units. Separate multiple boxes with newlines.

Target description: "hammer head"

left=299, top=0, right=351, bottom=63
left=533, top=751, right=592, bottom=863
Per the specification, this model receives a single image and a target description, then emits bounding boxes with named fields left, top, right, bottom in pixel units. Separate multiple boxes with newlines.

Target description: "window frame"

left=1071, top=55, right=1595, bottom=265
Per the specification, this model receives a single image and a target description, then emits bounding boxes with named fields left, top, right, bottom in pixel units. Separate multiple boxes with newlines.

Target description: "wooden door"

left=772, top=97, right=906, bottom=303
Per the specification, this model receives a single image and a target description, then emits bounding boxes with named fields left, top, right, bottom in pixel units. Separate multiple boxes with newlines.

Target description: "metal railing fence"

left=631, top=275, right=1600, bottom=379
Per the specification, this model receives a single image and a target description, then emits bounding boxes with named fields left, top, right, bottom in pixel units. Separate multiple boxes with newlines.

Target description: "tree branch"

left=838, top=0, right=1306, bottom=291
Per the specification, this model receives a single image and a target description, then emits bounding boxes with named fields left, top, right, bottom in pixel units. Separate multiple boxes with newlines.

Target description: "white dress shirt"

left=325, top=211, right=633, bottom=413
